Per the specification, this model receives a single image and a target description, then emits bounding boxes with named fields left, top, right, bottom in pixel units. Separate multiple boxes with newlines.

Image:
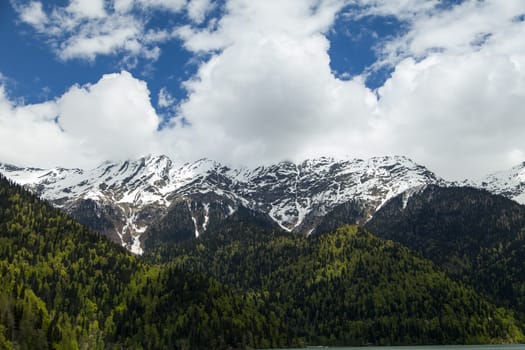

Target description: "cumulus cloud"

left=0, top=85, right=79, bottom=168
left=163, top=0, right=525, bottom=179
left=57, top=71, right=161, bottom=161
left=362, top=0, right=525, bottom=178
left=165, top=1, right=379, bottom=163
left=6, top=0, right=525, bottom=180
left=0, top=71, right=161, bottom=168
left=66, top=0, right=106, bottom=18
left=136, top=0, right=186, bottom=13
left=375, top=53, right=525, bottom=178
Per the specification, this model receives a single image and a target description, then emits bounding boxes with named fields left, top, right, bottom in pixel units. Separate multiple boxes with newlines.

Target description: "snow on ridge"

left=4, top=154, right=525, bottom=251
left=221, top=154, right=444, bottom=231
left=0, top=154, right=445, bottom=251
left=474, top=162, right=525, bottom=204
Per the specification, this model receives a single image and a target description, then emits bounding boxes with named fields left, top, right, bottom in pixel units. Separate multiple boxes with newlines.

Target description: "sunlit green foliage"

left=1, top=174, right=524, bottom=348
left=0, top=176, right=289, bottom=349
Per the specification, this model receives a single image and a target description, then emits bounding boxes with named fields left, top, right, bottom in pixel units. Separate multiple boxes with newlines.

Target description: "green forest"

left=0, top=176, right=289, bottom=349
left=146, top=209, right=525, bottom=346
left=366, top=186, right=525, bottom=320
left=0, top=175, right=524, bottom=349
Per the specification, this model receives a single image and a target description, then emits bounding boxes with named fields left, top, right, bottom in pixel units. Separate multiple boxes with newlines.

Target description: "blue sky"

left=0, top=1, right=195, bottom=107
left=0, top=0, right=396, bottom=106
left=1, top=0, right=525, bottom=179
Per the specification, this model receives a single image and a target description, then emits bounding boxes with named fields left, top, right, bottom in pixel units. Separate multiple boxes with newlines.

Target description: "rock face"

left=0, top=155, right=446, bottom=253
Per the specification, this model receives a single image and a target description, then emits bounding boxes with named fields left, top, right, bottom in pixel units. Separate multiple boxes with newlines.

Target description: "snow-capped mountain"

left=0, top=155, right=446, bottom=254
left=475, top=162, right=525, bottom=204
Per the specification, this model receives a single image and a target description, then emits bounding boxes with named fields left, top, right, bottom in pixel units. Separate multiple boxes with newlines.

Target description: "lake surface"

left=272, top=345, right=525, bottom=350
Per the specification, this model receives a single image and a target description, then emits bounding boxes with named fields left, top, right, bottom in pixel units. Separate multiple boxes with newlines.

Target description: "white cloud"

left=18, top=1, right=48, bottom=29
left=163, top=0, right=525, bottom=179
left=66, top=0, right=106, bottom=18
left=352, top=0, right=436, bottom=19
left=136, top=0, right=186, bottom=13
left=12, top=0, right=187, bottom=62
left=57, top=14, right=144, bottom=61
left=187, top=0, right=214, bottom=23
left=157, top=87, right=176, bottom=108
left=0, top=85, right=80, bottom=168
left=362, top=0, right=525, bottom=178
left=0, top=71, right=162, bottom=168
left=14, top=0, right=348, bottom=63
left=6, top=0, right=525, bottom=180
left=177, top=0, right=347, bottom=52
left=360, top=0, right=525, bottom=66
left=113, top=0, right=134, bottom=13
left=57, top=71, right=161, bottom=161
left=375, top=53, right=525, bottom=178
left=164, top=0, right=381, bottom=165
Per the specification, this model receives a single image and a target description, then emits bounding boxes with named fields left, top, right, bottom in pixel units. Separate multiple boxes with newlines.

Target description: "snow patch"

left=475, top=162, right=525, bottom=205
left=513, top=192, right=525, bottom=205
left=401, top=185, right=428, bottom=209
left=203, top=203, right=210, bottom=232
left=188, top=201, right=200, bottom=237
left=130, top=235, right=143, bottom=255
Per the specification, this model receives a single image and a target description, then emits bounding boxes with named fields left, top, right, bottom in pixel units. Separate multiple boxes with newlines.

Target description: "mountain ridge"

left=2, top=154, right=524, bottom=254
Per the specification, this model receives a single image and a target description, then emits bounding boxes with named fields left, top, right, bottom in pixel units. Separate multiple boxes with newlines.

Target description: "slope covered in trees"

left=0, top=175, right=291, bottom=349
left=366, top=185, right=525, bottom=319
left=1, top=173, right=524, bottom=348
left=146, top=212, right=525, bottom=346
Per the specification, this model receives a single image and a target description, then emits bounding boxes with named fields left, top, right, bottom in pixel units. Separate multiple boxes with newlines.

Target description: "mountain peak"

left=0, top=155, right=451, bottom=253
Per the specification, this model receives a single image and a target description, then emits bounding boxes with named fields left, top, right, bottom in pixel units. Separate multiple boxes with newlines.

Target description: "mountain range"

left=1, top=155, right=524, bottom=254
left=2, top=156, right=525, bottom=348
left=1, top=174, right=523, bottom=348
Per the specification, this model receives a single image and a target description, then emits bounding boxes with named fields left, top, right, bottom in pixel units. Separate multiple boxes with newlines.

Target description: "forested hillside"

left=0, top=175, right=290, bottom=349
left=366, top=186, right=525, bottom=319
left=1, top=174, right=524, bottom=349
left=146, top=211, right=525, bottom=346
